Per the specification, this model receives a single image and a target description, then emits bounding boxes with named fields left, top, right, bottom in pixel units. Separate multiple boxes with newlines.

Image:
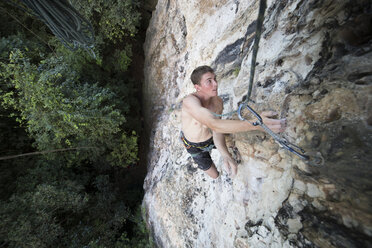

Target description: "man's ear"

left=194, top=84, right=201, bottom=92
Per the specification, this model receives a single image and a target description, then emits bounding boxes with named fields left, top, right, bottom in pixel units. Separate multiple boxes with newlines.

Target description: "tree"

left=70, top=0, right=141, bottom=44
left=0, top=160, right=132, bottom=247
left=0, top=1, right=151, bottom=247
left=0, top=37, right=138, bottom=167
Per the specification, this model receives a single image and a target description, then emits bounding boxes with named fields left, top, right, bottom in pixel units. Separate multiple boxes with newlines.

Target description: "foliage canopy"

left=0, top=0, right=152, bottom=247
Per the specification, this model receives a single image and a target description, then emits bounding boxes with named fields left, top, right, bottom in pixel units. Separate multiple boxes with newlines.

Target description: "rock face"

left=142, top=0, right=372, bottom=247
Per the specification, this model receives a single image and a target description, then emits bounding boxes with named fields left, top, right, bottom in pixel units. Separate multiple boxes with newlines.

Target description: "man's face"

left=195, top=72, right=218, bottom=97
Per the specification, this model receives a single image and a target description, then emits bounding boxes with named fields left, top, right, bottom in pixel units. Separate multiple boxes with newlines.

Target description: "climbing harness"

left=6, top=0, right=95, bottom=57
left=180, top=133, right=214, bottom=151
left=180, top=132, right=215, bottom=158
left=212, top=0, right=323, bottom=166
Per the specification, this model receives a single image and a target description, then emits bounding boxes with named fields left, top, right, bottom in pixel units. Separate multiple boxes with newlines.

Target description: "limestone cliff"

left=142, top=0, right=372, bottom=247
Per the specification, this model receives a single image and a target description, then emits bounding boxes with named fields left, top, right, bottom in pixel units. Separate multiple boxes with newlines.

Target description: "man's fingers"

left=258, top=110, right=287, bottom=133
left=231, top=163, right=237, bottom=177
left=261, top=111, right=278, bottom=117
left=264, top=118, right=285, bottom=125
left=273, top=123, right=286, bottom=133
left=224, top=158, right=238, bottom=177
left=224, top=161, right=231, bottom=173
left=271, top=125, right=280, bottom=133
left=264, top=122, right=286, bottom=133
left=228, top=161, right=237, bottom=177
left=280, top=118, right=287, bottom=130
left=264, top=118, right=286, bottom=125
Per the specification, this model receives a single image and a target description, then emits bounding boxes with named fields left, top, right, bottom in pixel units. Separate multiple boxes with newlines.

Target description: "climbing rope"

left=245, top=0, right=266, bottom=103
left=211, top=0, right=267, bottom=117
left=212, top=0, right=323, bottom=166
left=6, top=0, right=95, bottom=56
left=0, top=147, right=97, bottom=161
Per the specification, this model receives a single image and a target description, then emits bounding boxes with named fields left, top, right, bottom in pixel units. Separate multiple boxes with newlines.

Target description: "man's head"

left=191, top=65, right=218, bottom=97
left=190, top=65, right=214, bottom=85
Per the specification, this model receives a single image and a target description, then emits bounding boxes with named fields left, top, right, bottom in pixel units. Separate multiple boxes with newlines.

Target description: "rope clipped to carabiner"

left=237, top=103, right=324, bottom=166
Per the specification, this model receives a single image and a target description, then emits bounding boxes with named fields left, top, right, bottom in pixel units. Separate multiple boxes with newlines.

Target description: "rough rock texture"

left=142, top=0, right=372, bottom=247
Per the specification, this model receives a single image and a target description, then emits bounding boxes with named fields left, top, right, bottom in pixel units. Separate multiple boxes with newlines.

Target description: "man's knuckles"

left=261, top=111, right=278, bottom=117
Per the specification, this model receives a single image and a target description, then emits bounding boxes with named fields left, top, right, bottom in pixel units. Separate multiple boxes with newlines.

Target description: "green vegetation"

left=0, top=1, right=151, bottom=247
left=233, top=67, right=240, bottom=77
left=70, top=0, right=141, bottom=44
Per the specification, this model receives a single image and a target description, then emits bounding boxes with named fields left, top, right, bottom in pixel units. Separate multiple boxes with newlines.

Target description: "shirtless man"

left=181, top=65, right=286, bottom=179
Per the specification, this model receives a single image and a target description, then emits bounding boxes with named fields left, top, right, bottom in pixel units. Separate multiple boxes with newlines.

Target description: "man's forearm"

left=210, top=119, right=257, bottom=134
left=213, top=132, right=231, bottom=158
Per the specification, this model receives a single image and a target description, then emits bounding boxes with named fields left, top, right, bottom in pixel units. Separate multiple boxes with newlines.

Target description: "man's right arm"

left=183, top=95, right=258, bottom=134
left=183, top=95, right=286, bottom=134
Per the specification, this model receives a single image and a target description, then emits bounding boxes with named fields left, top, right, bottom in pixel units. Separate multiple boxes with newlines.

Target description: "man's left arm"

left=212, top=97, right=237, bottom=176
left=213, top=131, right=237, bottom=177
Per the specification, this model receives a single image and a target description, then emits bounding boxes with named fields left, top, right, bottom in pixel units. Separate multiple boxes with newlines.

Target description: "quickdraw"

left=237, top=103, right=324, bottom=167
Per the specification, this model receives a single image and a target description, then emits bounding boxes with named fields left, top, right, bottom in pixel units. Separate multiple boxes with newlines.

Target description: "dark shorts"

left=180, top=132, right=215, bottom=171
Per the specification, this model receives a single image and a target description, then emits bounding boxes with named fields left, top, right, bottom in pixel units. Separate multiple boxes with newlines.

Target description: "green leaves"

left=70, top=0, right=141, bottom=43
left=0, top=161, right=135, bottom=248
left=0, top=0, right=149, bottom=246
left=110, top=131, right=138, bottom=167
left=0, top=38, right=138, bottom=167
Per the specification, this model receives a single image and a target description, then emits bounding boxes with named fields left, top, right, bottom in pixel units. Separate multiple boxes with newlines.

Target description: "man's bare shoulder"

left=182, top=94, right=201, bottom=109
left=183, top=93, right=199, bottom=101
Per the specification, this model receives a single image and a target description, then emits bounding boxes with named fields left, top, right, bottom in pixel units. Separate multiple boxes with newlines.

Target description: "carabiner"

left=277, top=138, right=310, bottom=161
left=238, top=103, right=261, bottom=126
